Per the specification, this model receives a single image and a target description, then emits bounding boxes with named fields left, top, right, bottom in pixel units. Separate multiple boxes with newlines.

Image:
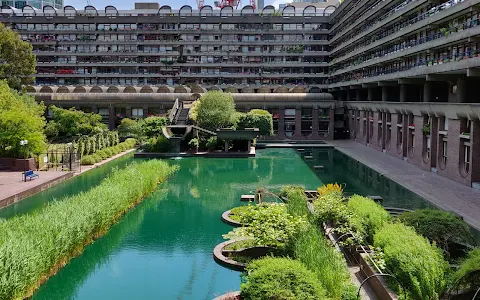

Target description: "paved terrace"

left=331, top=140, right=480, bottom=231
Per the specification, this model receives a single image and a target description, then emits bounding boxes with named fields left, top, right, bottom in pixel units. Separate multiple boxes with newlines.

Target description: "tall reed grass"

left=0, top=159, right=178, bottom=300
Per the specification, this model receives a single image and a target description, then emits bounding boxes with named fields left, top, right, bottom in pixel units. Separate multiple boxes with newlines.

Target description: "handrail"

left=169, top=98, right=180, bottom=124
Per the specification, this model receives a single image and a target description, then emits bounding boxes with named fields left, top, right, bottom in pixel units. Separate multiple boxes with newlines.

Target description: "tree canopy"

left=236, top=109, right=274, bottom=136
left=0, top=23, right=36, bottom=90
left=0, top=80, right=46, bottom=158
left=189, top=91, right=236, bottom=131
left=45, top=106, right=107, bottom=142
left=141, top=116, right=169, bottom=138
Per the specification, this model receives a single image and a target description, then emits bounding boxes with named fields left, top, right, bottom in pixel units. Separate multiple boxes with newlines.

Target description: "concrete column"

left=278, top=108, right=286, bottom=139
left=337, top=92, right=345, bottom=102
left=355, top=89, right=362, bottom=101
left=367, top=88, right=374, bottom=101
left=125, top=106, right=132, bottom=118
left=456, top=77, right=467, bottom=103
left=423, top=82, right=432, bottom=102
left=311, top=108, right=320, bottom=139
left=295, top=108, right=302, bottom=138
left=224, top=141, right=229, bottom=152
left=400, top=85, right=408, bottom=102
left=471, top=120, right=480, bottom=184
left=91, top=105, right=98, bottom=114
left=108, top=106, right=115, bottom=130
left=346, top=91, right=352, bottom=101
left=381, top=87, right=389, bottom=102
left=327, top=108, right=335, bottom=140
left=143, top=104, right=149, bottom=118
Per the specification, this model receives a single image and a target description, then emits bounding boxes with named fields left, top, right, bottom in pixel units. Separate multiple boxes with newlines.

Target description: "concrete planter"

left=213, top=239, right=275, bottom=271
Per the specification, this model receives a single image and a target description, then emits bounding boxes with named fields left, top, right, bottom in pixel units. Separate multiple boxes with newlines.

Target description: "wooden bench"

left=24, top=170, right=39, bottom=181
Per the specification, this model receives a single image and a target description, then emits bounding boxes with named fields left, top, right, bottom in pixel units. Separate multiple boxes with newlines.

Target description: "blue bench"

left=24, top=170, right=39, bottom=181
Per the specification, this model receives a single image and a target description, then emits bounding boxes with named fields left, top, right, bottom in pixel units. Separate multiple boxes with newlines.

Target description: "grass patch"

left=0, top=159, right=178, bottom=300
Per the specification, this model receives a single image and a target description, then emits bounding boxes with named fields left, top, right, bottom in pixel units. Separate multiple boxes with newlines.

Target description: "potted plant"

left=422, top=123, right=431, bottom=135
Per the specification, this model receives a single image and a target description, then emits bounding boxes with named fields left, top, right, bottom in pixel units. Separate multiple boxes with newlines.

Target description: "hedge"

left=0, top=159, right=178, bottom=299
left=81, top=138, right=136, bottom=165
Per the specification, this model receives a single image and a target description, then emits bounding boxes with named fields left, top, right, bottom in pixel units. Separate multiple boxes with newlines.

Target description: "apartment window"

left=377, top=115, right=383, bottom=145
left=284, top=108, right=296, bottom=137
left=386, top=113, right=392, bottom=150
left=132, top=108, right=144, bottom=118
left=440, top=140, right=448, bottom=168
left=397, top=114, right=404, bottom=154
left=462, top=144, right=471, bottom=174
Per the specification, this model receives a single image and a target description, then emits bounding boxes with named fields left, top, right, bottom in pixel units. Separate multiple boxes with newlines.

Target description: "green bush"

left=206, top=136, right=219, bottom=150
left=0, top=160, right=178, bottom=299
left=240, top=257, right=327, bottom=300
left=286, top=187, right=354, bottom=299
left=189, top=91, right=236, bottom=130
left=96, top=149, right=108, bottom=160
left=374, top=223, right=450, bottom=300
left=313, top=191, right=353, bottom=238
left=236, top=109, right=274, bottom=136
left=451, top=249, right=480, bottom=292
left=103, top=148, right=113, bottom=157
left=224, top=203, right=307, bottom=250
left=80, top=155, right=96, bottom=165
left=143, top=135, right=170, bottom=153
left=141, top=116, right=168, bottom=138
left=92, top=153, right=102, bottom=163
left=347, top=195, right=391, bottom=244
left=398, top=209, right=473, bottom=255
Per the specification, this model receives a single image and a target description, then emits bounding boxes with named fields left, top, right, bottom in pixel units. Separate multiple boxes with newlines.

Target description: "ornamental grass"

left=0, top=159, right=178, bottom=300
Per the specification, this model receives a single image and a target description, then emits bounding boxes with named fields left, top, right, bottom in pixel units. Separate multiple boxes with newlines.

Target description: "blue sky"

left=65, top=0, right=280, bottom=10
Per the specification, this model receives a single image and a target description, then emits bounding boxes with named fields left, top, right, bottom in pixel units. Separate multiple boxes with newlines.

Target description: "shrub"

left=80, top=155, right=96, bottom=165
left=103, top=148, right=113, bottom=157
left=240, top=257, right=326, bottom=300
left=317, top=183, right=343, bottom=198
left=347, top=195, right=391, bottom=244
left=117, top=118, right=143, bottom=140
left=96, top=149, right=108, bottom=160
left=190, top=91, right=236, bottom=130
left=224, top=203, right=307, bottom=250
left=0, top=160, right=178, bottom=299
left=92, top=153, right=102, bottom=163
left=451, top=249, right=480, bottom=292
left=236, top=109, right=274, bottom=136
left=313, top=190, right=352, bottom=233
left=141, top=116, right=168, bottom=138
left=143, top=136, right=170, bottom=153
left=374, top=223, right=450, bottom=300
left=398, top=209, right=474, bottom=255
left=206, top=136, right=219, bottom=150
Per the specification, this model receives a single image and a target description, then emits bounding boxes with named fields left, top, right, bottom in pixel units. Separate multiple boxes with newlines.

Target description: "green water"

left=9, top=148, right=478, bottom=299
left=31, top=149, right=322, bottom=299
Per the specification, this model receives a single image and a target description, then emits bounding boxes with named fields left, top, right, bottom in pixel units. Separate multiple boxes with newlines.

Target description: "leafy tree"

left=141, top=116, right=168, bottom=138
left=236, top=109, right=274, bottom=136
left=0, top=23, right=36, bottom=90
left=117, top=118, right=143, bottom=141
left=0, top=80, right=46, bottom=157
left=45, top=106, right=107, bottom=142
left=189, top=91, right=236, bottom=131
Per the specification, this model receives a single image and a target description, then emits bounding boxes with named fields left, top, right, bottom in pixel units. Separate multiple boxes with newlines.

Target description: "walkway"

left=331, top=140, right=480, bottom=231
left=0, top=171, right=72, bottom=209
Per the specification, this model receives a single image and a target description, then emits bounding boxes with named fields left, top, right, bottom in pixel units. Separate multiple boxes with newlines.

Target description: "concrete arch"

left=84, top=5, right=97, bottom=15
left=224, top=85, right=238, bottom=93
left=158, top=5, right=171, bottom=15
left=241, top=5, right=254, bottom=16
left=220, top=6, right=233, bottom=16
left=273, top=86, right=289, bottom=93
left=25, top=85, right=38, bottom=93
left=157, top=85, right=174, bottom=93
left=174, top=85, right=191, bottom=93
left=241, top=86, right=255, bottom=93
left=57, top=86, right=71, bottom=93
left=191, top=85, right=207, bottom=93
left=22, top=5, right=36, bottom=15
left=208, top=85, right=222, bottom=91
left=306, top=86, right=322, bottom=93
left=0, top=5, right=15, bottom=15
left=191, top=93, right=202, bottom=101
left=73, top=86, right=87, bottom=93
left=90, top=86, right=105, bottom=93
left=303, top=5, right=316, bottom=16
left=106, top=86, right=119, bottom=93
left=282, top=5, right=295, bottom=16
left=140, top=86, right=154, bottom=93
left=43, top=5, right=56, bottom=15
left=323, top=5, right=337, bottom=16
left=105, top=5, right=118, bottom=15
left=289, top=85, right=305, bottom=93
left=63, top=5, right=76, bottom=15
left=262, top=5, right=275, bottom=15
left=200, top=5, right=213, bottom=16
left=179, top=5, right=192, bottom=16
left=257, top=86, right=272, bottom=93
left=123, top=86, right=137, bottom=93
left=39, top=86, right=53, bottom=93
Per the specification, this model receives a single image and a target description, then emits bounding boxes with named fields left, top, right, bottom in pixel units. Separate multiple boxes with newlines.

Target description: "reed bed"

left=0, top=159, right=178, bottom=300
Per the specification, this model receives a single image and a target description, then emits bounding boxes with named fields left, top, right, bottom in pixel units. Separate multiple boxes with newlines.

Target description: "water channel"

left=1, top=148, right=477, bottom=299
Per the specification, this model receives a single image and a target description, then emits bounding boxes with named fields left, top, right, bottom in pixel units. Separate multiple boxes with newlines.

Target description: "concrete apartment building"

left=1, top=0, right=480, bottom=188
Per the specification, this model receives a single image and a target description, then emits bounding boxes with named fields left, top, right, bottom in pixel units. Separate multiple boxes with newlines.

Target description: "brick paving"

left=331, top=140, right=480, bottom=231
left=0, top=171, right=72, bottom=208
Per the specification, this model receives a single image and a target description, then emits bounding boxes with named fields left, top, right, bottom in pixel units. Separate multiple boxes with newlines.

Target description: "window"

left=132, top=108, right=144, bottom=118
left=463, top=144, right=471, bottom=174
left=442, top=140, right=447, bottom=166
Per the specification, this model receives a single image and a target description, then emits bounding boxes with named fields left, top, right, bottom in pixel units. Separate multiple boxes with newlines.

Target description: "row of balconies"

left=35, top=62, right=328, bottom=67
left=331, top=0, right=467, bottom=61
left=33, top=51, right=328, bottom=56
left=330, top=17, right=480, bottom=75
left=332, top=0, right=472, bottom=64
left=26, top=39, right=330, bottom=45
left=35, top=72, right=328, bottom=78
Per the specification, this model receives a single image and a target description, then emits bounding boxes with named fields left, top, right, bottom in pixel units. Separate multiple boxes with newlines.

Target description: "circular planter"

left=213, top=239, right=275, bottom=271
left=213, top=291, right=240, bottom=300
left=221, top=209, right=244, bottom=227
